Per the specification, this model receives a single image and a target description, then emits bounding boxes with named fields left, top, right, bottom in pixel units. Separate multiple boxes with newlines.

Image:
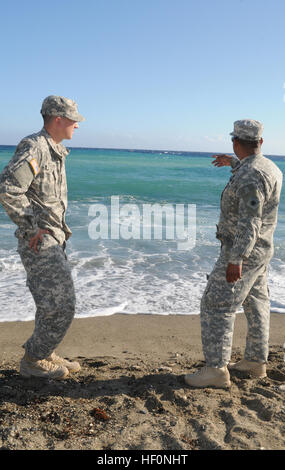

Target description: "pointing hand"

left=212, top=154, right=232, bottom=167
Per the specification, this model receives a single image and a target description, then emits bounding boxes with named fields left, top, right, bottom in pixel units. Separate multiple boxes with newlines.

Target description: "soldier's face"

left=58, top=117, right=79, bottom=140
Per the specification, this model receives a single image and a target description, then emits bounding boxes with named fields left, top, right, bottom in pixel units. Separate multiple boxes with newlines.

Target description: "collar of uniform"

left=40, top=127, right=70, bottom=159
left=231, top=152, right=263, bottom=173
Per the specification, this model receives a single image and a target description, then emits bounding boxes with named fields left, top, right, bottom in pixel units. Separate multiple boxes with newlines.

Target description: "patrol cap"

left=230, top=119, right=263, bottom=141
left=41, top=95, right=85, bottom=122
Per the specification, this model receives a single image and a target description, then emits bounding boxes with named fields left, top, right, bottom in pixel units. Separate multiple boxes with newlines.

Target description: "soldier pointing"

left=0, top=95, right=85, bottom=380
left=185, top=119, right=283, bottom=388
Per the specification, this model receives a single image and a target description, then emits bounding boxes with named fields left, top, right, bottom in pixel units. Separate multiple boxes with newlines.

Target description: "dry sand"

left=0, top=313, right=285, bottom=451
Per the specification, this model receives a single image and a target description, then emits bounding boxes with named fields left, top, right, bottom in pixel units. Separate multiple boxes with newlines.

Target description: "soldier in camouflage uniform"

left=0, top=96, right=85, bottom=380
left=185, top=120, right=283, bottom=388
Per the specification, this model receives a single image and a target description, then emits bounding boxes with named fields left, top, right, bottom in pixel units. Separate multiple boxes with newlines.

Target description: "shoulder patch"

left=29, top=158, right=40, bottom=176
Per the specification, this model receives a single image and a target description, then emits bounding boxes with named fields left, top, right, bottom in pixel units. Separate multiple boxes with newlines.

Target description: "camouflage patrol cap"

left=41, top=95, right=85, bottom=122
left=230, top=119, right=263, bottom=141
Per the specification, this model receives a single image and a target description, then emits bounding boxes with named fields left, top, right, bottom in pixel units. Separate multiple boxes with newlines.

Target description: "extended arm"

left=212, top=154, right=240, bottom=168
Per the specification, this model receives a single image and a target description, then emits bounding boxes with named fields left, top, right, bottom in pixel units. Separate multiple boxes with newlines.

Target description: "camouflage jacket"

left=0, top=128, right=72, bottom=245
left=216, top=153, right=283, bottom=265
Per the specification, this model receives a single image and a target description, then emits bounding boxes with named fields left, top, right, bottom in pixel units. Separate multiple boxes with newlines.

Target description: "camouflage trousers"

left=200, top=246, right=270, bottom=368
left=17, top=234, right=76, bottom=360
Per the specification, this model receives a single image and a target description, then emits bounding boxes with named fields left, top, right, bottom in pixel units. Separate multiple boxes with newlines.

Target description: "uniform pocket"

left=40, top=163, right=58, bottom=199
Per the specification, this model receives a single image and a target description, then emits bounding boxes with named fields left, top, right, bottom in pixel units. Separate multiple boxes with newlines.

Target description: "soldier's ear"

left=54, top=116, right=62, bottom=125
left=260, top=138, right=263, bottom=145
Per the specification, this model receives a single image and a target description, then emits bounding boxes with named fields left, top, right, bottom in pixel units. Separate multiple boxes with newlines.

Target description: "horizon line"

left=1, top=143, right=285, bottom=158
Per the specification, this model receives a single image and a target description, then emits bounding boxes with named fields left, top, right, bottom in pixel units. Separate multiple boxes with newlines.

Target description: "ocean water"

left=0, top=145, right=285, bottom=322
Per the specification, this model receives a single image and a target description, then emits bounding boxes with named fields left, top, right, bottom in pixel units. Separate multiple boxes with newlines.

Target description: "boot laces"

left=194, top=366, right=209, bottom=376
left=49, top=352, right=70, bottom=366
left=38, top=358, right=61, bottom=372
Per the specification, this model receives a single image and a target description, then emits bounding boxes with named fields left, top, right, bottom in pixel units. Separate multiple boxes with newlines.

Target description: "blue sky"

left=1, top=0, right=285, bottom=154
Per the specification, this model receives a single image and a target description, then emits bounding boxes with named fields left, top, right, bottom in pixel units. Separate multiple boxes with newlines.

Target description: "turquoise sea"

left=0, top=145, right=285, bottom=322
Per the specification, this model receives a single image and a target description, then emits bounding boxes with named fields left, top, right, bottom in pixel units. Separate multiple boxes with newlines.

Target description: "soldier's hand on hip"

left=212, top=154, right=232, bottom=167
left=29, top=229, right=51, bottom=253
left=226, top=263, right=242, bottom=283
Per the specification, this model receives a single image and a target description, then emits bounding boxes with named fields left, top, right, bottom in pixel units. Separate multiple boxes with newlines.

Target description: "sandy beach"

left=0, top=312, right=285, bottom=451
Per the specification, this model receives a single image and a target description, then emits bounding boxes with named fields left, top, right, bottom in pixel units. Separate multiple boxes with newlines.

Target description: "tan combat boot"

left=228, top=359, right=266, bottom=378
left=184, top=365, right=231, bottom=388
left=20, top=353, right=69, bottom=380
left=46, top=352, right=81, bottom=373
